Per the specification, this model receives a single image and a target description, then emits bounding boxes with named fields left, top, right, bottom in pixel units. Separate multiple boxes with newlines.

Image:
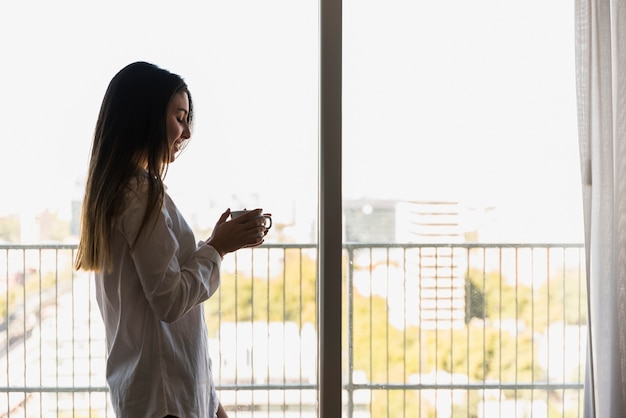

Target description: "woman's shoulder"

left=123, top=173, right=150, bottom=206
left=116, top=173, right=167, bottom=239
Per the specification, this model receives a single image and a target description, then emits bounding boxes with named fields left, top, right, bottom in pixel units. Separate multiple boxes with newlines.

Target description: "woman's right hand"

left=205, top=208, right=268, bottom=257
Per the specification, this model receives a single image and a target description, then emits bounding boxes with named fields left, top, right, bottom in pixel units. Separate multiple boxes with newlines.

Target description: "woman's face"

left=165, top=90, right=191, bottom=163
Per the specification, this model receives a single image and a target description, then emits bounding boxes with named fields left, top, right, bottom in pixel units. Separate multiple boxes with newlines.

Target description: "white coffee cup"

left=230, top=209, right=272, bottom=230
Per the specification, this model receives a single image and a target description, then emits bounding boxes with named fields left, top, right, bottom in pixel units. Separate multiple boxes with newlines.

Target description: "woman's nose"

left=182, top=124, right=191, bottom=139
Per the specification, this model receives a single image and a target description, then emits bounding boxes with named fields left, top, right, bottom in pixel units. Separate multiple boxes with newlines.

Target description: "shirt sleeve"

left=118, top=185, right=222, bottom=323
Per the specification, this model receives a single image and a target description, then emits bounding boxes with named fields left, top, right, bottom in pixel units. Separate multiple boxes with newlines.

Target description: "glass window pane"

left=0, top=1, right=319, bottom=416
left=343, top=1, right=585, bottom=417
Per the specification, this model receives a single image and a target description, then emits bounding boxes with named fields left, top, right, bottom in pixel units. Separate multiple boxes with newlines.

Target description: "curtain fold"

left=576, top=0, right=626, bottom=416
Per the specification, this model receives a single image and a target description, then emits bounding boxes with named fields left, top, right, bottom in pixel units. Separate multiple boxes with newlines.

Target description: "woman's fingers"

left=216, top=209, right=231, bottom=225
left=208, top=209, right=270, bottom=255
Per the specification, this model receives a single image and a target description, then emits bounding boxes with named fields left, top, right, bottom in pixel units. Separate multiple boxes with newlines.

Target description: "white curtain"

left=576, top=0, right=626, bottom=416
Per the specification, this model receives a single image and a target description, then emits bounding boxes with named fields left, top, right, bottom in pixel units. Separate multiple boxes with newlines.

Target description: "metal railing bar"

left=0, top=243, right=585, bottom=251
left=0, top=387, right=109, bottom=393
left=348, top=383, right=585, bottom=391
left=0, top=242, right=587, bottom=417
left=0, top=381, right=585, bottom=393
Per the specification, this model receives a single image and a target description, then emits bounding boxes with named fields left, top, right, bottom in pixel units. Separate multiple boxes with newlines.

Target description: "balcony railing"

left=0, top=243, right=586, bottom=417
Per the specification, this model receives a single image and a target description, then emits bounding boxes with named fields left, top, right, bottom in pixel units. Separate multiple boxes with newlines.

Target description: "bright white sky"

left=0, top=0, right=583, bottom=243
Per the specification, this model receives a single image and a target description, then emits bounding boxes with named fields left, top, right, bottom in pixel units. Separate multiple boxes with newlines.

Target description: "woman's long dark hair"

left=75, top=61, right=193, bottom=272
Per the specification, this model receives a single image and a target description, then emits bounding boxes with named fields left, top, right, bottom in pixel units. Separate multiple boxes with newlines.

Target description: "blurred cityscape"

left=0, top=185, right=584, bottom=246
left=0, top=191, right=587, bottom=416
left=0, top=239, right=586, bottom=417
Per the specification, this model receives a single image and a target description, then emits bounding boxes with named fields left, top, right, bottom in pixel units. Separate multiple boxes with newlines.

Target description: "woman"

left=75, top=61, right=267, bottom=418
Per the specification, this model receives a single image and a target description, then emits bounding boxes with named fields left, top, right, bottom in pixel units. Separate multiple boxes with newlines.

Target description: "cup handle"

left=263, top=214, right=272, bottom=230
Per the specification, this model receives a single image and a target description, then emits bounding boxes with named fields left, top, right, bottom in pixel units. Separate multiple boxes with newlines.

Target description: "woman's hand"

left=205, top=208, right=268, bottom=257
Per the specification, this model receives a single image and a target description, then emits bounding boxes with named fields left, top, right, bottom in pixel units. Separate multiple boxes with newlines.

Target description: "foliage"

left=0, top=215, right=20, bottom=243
left=466, top=266, right=586, bottom=333
left=204, top=248, right=317, bottom=335
left=0, top=211, right=70, bottom=243
left=202, top=250, right=585, bottom=414
left=533, top=268, right=587, bottom=328
left=47, top=213, right=71, bottom=242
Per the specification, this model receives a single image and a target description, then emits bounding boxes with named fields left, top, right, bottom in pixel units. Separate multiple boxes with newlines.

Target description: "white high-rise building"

left=396, top=200, right=468, bottom=329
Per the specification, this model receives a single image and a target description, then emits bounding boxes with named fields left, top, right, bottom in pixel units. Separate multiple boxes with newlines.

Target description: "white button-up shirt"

left=95, top=175, right=222, bottom=418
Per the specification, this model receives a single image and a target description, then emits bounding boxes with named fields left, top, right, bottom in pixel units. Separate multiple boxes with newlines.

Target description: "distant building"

left=345, top=199, right=469, bottom=329
left=211, top=321, right=370, bottom=413
left=19, top=209, right=42, bottom=243
left=343, top=199, right=397, bottom=243
left=397, top=200, right=467, bottom=329
left=395, top=200, right=465, bottom=244
left=343, top=199, right=472, bottom=244
left=212, top=321, right=317, bottom=385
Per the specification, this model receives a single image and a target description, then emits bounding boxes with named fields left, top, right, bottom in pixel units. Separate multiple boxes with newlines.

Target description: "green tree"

left=350, top=290, right=421, bottom=416
left=204, top=248, right=317, bottom=334
left=202, top=251, right=583, bottom=415
left=534, top=268, right=587, bottom=330
left=0, top=215, right=20, bottom=242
